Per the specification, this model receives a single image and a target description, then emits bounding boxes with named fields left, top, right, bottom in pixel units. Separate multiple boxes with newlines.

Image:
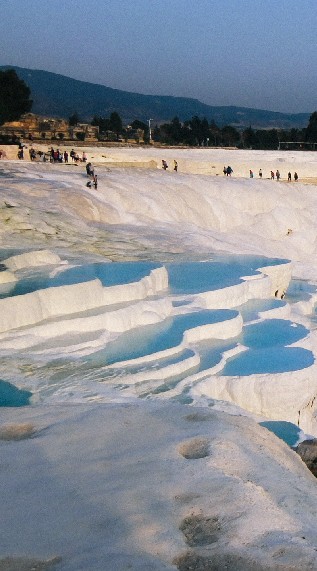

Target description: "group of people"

left=70, top=149, right=87, bottom=163
left=287, top=171, right=299, bottom=182
left=51, top=148, right=87, bottom=163
left=223, top=165, right=233, bottom=176
left=221, top=164, right=300, bottom=181
left=162, top=159, right=178, bottom=171
left=15, top=141, right=99, bottom=190
left=155, top=160, right=300, bottom=181
left=17, top=144, right=90, bottom=164
left=249, top=169, right=299, bottom=181
left=12, top=142, right=305, bottom=189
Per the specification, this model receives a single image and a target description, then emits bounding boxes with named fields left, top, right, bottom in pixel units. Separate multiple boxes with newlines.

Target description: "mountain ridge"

left=0, top=65, right=311, bottom=129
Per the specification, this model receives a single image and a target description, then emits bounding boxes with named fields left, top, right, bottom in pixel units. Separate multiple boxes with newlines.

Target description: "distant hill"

left=0, top=65, right=311, bottom=129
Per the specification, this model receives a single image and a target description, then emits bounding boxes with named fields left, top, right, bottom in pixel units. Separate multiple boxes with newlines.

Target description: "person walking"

left=259, top=169, right=263, bottom=178
left=249, top=169, right=254, bottom=178
left=173, top=160, right=178, bottom=172
left=294, top=172, right=298, bottom=181
left=276, top=170, right=280, bottom=181
left=288, top=172, right=292, bottom=182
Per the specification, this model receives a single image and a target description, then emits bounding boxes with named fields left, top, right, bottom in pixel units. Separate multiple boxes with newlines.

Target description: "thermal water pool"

left=0, top=252, right=315, bottom=447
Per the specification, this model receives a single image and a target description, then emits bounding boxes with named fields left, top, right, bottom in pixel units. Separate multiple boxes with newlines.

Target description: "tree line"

left=2, top=69, right=317, bottom=149
left=90, top=112, right=317, bottom=149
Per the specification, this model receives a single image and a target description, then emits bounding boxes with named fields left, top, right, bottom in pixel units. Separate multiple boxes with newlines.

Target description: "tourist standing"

left=288, top=172, right=292, bottom=182
left=294, top=172, right=298, bottom=181
left=259, top=169, right=262, bottom=178
left=276, top=170, right=280, bottom=181
left=86, top=162, right=94, bottom=177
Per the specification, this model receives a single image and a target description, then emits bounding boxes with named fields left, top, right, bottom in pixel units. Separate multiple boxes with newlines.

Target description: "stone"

left=296, top=439, right=317, bottom=477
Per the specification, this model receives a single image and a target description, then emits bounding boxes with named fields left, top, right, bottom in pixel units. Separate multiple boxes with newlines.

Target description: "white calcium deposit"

left=1, top=147, right=317, bottom=570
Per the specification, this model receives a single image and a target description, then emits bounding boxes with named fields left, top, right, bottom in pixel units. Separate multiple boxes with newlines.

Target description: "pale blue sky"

left=0, top=0, right=316, bottom=113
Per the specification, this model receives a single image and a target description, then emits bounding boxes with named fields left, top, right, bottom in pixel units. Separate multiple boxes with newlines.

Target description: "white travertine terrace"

left=0, top=266, right=168, bottom=333
left=192, top=262, right=292, bottom=309
left=193, top=360, right=317, bottom=436
left=4, top=249, right=62, bottom=270
left=2, top=150, right=317, bottom=569
left=0, top=269, right=17, bottom=284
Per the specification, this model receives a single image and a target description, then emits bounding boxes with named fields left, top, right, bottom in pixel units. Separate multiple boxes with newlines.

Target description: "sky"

left=0, top=0, right=317, bottom=114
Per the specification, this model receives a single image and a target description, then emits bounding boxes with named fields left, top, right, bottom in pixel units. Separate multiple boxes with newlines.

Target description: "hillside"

left=0, top=65, right=310, bottom=129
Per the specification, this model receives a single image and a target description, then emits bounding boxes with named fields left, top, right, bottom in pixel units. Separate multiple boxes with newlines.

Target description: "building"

left=0, top=113, right=99, bottom=142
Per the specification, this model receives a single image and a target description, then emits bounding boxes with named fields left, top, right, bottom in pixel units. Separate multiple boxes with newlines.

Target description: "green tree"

left=209, top=121, right=221, bottom=146
left=305, top=112, right=317, bottom=142
left=160, top=116, right=183, bottom=145
left=131, top=120, right=149, bottom=143
left=152, top=125, right=161, bottom=142
left=221, top=125, right=240, bottom=147
left=189, top=116, right=204, bottom=145
left=109, top=112, right=123, bottom=138
left=242, top=126, right=259, bottom=149
left=169, top=117, right=183, bottom=144
left=91, top=115, right=111, bottom=133
left=255, top=129, right=279, bottom=150
left=0, top=69, right=32, bottom=125
left=69, top=112, right=79, bottom=126
left=183, top=116, right=212, bottom=146
left=131, top=120, right=148, bottom=131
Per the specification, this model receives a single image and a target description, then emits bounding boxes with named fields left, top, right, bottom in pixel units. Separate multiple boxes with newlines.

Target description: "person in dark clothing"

left=86, top=162, right=94, bottom=177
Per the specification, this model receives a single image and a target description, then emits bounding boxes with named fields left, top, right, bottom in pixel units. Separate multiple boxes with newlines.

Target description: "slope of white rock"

left=2, top=402, right=317, bottom=571
left=1, top=148, right=317, bottom=570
